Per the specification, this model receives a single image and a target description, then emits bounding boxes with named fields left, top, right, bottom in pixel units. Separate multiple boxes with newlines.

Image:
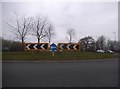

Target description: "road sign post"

left=52, top=52, right=55, bottom=56
left=50, top=43, right=57, bottom=56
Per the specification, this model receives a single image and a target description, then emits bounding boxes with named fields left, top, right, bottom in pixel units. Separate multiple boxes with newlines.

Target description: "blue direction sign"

left=50, top=43, right=57, bottom=52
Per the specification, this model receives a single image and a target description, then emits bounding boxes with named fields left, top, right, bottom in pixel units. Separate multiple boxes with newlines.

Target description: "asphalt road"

left=2, top=58, right=118, bottom=87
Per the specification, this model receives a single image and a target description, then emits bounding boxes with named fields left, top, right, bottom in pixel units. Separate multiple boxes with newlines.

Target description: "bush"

left=2, top=38, right=22, bottom=52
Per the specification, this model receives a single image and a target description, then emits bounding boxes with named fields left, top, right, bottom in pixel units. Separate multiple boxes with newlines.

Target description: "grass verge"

left=2, top=51, right=117, bottom=61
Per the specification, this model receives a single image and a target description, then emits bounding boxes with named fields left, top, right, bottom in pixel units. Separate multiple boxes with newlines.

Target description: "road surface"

left=2, top=58, right=118, bottom=87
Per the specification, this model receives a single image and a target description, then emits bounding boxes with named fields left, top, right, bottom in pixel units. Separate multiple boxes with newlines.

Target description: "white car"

left=107, top=50, right=114, bottom=53
left=97, top=50, right=105, bottom=53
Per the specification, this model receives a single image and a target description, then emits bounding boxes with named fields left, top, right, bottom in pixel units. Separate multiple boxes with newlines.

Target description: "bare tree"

left=31, top=16, right=48, bottom=43
left=45, top=24, right=55, bottom=44
left=67, top=28, right=76, bottom=43
left=7, top=14, right=32, bottom=43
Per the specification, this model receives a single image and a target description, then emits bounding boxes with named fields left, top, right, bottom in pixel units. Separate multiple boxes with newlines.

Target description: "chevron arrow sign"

left=58, top=43, right=80, bottom=51
left=25, top=43, right=49, bottom=51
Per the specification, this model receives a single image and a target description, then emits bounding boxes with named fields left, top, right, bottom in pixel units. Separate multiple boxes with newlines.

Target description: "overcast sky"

left=2, top=2, right=118, bottom=43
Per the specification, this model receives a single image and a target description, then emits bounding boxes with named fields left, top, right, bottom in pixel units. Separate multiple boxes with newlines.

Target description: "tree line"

left=6, top=14, right=78, bottom=44
left=2, top=14, right=120, bottom=52
left=78, top=36, right=120, bottom=52
left=2, top=36, right=120, bottom=52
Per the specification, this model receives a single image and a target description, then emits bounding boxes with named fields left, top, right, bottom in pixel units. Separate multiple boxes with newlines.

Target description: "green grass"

left=2, top=51, right=117, bottom=61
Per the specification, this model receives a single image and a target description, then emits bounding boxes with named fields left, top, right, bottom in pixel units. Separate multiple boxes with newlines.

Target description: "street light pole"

left=113, top=32, right=116, bottom=41
left=113, top=32, right=116, bottom=53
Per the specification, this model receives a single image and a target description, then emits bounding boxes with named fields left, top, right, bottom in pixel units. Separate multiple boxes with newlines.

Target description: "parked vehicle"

left=106, top=50, right=114, bottom=54
left=96, top=50, right=105, bottom=53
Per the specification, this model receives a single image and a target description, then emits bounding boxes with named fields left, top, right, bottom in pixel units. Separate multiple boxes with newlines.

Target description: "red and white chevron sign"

left=25, top=43, right=49, bottom=51
left=58, top=43, right=80, bottom=51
